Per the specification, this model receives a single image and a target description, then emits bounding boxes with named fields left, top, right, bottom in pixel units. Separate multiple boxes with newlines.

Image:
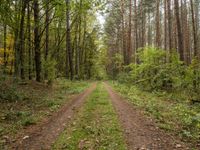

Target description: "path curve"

left=104, top=82, right=188, bottom=150
left=13, top=83, right=96, bottom=150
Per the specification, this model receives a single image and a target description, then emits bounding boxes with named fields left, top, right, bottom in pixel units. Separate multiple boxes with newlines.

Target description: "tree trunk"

left=3, top=24, right=7, bottom=72
left=174, top=0, right=184, bottom=61
left=121, top=0, right=127, bottom=65
left=155, top=0, right=161, bottom=47
left=167, top=0, right=172, bottom=52
left=164, top=0, right=167, bottom=50
left=19, top=0, right=27, bottom=79
left=66, top=0, right=73, bottom=80
left=190, top=0, right=198, bottom=58
left=34, top=0, right=42, bottom=82
left=27, top=1, right=32, bottom=80
left=45, top=0, right=50, bottom=79
left=127, top=0, right=132, bottom=65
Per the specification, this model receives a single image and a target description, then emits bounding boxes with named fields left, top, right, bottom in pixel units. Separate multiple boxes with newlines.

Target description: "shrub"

left=0, top=82, right=25, bottom=102
left=117, top=46, right=200, bottom=96
left=42, top=57, right=57, bottom=85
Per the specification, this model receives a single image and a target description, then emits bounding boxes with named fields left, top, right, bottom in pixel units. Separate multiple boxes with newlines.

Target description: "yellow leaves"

left=0, top=34, right=14, bottom=68
left=0, top=57, right=3, bottom=65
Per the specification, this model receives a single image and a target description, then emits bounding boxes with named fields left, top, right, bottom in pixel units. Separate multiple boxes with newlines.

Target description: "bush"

left=0, top=82, right=25, bottom=102
left=117, top=46, right=200, bottom=97
left=42, top=57, right=57, bottom=85
left=129, top=47, right=183, bottom=91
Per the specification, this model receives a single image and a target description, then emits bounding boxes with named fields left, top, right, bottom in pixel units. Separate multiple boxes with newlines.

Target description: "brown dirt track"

left=11, top=83, right=96, bottom=150
left=104, top=83, right=189, bottom=150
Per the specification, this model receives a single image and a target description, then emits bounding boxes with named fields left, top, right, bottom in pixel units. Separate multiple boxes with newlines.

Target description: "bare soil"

left=104, top=83, right=189, bottom=150
left=11, top=83, right=96, bottom=150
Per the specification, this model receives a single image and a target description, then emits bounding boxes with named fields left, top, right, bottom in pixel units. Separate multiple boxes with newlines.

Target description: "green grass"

left=53, top=83, right=127, bottom=150
left=110, top=81, right=200, bottom=146
left=0, top=79, right=90, bottom=148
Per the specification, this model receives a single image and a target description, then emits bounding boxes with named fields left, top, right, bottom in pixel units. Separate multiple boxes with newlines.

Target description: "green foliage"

left=116, top=47, right=200, bottom=100
left=21, top=117, right=37, bottom=126
left=129, top=47, right=183, bottom=91
left=184, top=58, right=200, bottom=97
left=42, top=57, right=57, bottom=84
left=0, top=82, right=26, bottom=102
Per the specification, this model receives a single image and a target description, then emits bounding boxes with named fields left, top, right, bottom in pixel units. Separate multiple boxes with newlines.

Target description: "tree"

left=66, top=0, right=73, bottom=80
left=34, top=0, right=42, bottom=82
left=190, top=0, right=198, bottom=59
left=19, top=0, right=27, bottom=79
left=174, top=0, right=184, bottom=61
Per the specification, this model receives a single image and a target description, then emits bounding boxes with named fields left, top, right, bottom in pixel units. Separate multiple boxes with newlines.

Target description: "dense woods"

left=104, top=0, right=200, bottom=99
left=105, top=0, right=200, bottom=65
left=0, top=0, right=104, bottom=82
left=1, top=0, right=200, bottom=149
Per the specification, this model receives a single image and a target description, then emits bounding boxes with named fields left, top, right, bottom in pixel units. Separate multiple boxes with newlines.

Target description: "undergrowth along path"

left=13, top=83, right=96, bottom=150
left=104, top=82, right=189, bottom=150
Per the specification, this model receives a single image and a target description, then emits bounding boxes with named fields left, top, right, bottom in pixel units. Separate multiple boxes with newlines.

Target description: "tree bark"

left=45, top=0, right=50, bottom=79
left=66, top=0, right=73, bottom=80
left=174, top=0, right=184, bottom=61
left=155, top=0, right=161, bottom=47
left=167, top=0, right=172, bottom=52
left=3, top=24, right=7, bottom=72
left=19, top=0, right=27, bottom=79
left=127, top=0, right=132, bottom=65
left=34, top=0, right=42, bottom=82
left=27, top=1, right=32, bottom=80
left=190, top=0, right=198, bottom=58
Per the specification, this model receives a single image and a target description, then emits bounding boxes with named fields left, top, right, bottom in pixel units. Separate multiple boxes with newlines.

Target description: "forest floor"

left=0, top=81, right=197, bottom=150
left=0, top=79, right=90, bottom=149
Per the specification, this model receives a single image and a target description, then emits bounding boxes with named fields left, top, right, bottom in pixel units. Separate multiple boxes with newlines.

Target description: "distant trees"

left=0, top=0, right=103, bottom=81
left=105, top=0, right=200, bottom=74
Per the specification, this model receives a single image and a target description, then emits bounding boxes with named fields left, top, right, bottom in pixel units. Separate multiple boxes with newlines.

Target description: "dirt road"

left=104, top=83, right=188, bottom=150
left=12, top=83, right=96, bottom=150
left=11, top=82, right=191, bottom=150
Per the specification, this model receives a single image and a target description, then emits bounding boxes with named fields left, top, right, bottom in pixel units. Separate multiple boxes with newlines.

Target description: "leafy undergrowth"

left=0, top=79, right=90, bottom=148
left=53, top=83, right=126, bottom=150
left=110, top=81, right=200, bottom=147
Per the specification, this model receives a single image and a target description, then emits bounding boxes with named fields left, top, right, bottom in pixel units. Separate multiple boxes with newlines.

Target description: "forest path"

left=104, top=82, right=188, bottom=150
left=12, top=83, right=96, bottom=150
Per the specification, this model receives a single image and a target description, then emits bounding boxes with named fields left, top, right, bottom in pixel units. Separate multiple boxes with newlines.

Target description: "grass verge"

left=53, top=83, right=126, bottom=150
left=0, top=79, right=90, bottom=148
left=110, top=81, right=200, bottom=148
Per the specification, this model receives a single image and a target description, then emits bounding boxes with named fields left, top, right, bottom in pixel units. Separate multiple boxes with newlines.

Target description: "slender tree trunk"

left=19, top=0, right=27, bottom=79
left=66, top=0, right=73, bottom=80
left=78, top=0, right=83, bottom=77
left=45, top=0, right=50, bottom=79
left=190, top=0, right=198, bottom=58
left=155, top=0, right=161, bottom=47
left=74, top=22, right=79, bottom=76
left=174, top=0, right=184, bottom=61
left=164, top=0, right=167, bottom=50
left=34, top=0, right=42, bottom=82
left=127, top=0, right=132, bottom=65
left=27, top=2, right=32, bottom=80
left=167, top=0, right=172, bottom=52
left=3, top=24, right=7, bottom=72
left=147, top=12, right=152, bottom=46
left=121, top=0, right=127, bottom=65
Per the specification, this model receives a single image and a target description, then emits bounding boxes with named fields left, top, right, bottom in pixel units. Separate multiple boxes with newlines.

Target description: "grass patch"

left=0, top=79, right=90, bottom=148
left=110, top=81, right=200, bottom=146
left=53, top=83, right=126, bottom=150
